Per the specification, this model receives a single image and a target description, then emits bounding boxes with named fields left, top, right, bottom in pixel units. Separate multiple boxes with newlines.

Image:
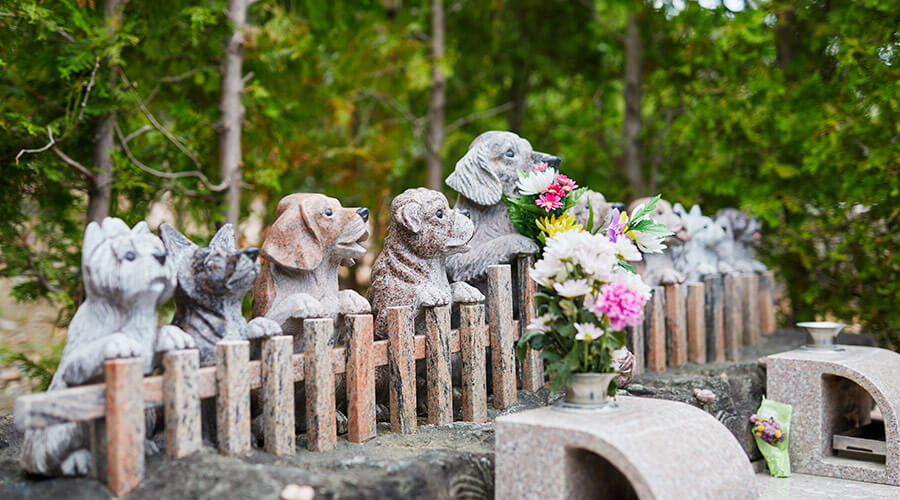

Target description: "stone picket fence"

left=13, top=258, right=776, bottom=496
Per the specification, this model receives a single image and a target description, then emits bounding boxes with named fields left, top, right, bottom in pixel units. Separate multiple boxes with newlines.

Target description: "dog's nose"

left=153, top=252, right=166, bottom=265
left=242, top=248, right=259, bottom=261
left=532, top=151, right=561, bottom=170
left=356, top=207, right=369, bottom=222
left=459, top=209, right=470, bottom=219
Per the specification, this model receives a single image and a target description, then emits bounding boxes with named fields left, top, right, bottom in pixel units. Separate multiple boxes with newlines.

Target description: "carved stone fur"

left=20, top=218, right=194, bottom=477
left=672, top=204, right=728, bottom=283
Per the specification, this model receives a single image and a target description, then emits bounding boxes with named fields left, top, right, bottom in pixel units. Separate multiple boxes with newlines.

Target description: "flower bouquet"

left=503, top=163, right=587, bottom=246
left=751, top=397, right=792, bottom=477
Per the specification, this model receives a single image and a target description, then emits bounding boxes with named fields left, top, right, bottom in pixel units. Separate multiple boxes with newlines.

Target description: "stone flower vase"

left=560, top=373, right=618, bottom=410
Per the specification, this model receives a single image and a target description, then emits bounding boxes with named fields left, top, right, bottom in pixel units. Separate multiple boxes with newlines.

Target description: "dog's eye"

left=124, top=251, right=136, bottom=261
left=324, top=208, right=333, bottom=216
left=436, top=209, right=443, bottom=219
left=504, top=149, right=514, bottom=158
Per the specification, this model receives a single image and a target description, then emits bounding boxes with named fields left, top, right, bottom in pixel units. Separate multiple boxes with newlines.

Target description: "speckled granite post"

left=347, top=314, right=376, bottom=443
left=664, top=284, right=687, bottom=368
left=459, top=303, right=487, bottom=423
left=686, top=283, right=706, bottom=364
left=723, top=273, right=743, bottom=361
left=516, top=254, right=543, bottom=391
left=387, top=305, right=416, bottom=434
left=645, top=287, right=666, bottom=372
left=262, top=335, right=295, bottom=456
left=425, top=304, right=453, bottom=425
left=495, top=397, right=757, bottom=499
left=767, top=346, right=900, bottom=486
left=304, top=318, right=337, bottom=451
left=704, top=274, right=725, bottom=362
left=103, top=358, right=145, bottom=497
left=163, top=350, right=201, bottom=460
left=216, top=340, right=251, bottom=456
left=625, top=322, right=644, bottom=375
left=758, top=270, right=776, bottom=335
left=488, top=265, right=517, bottom=409
left=740, top=273, right=760, bottom=345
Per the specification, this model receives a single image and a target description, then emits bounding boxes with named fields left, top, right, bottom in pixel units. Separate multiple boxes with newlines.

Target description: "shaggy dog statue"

left=672, top=204, right=728, bottom=283
left=20, top=217, right=195, bottom=476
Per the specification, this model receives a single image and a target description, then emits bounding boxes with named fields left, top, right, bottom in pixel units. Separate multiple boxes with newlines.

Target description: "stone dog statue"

left=714, top=208, right=767, bottom=272
left=627, top=197, right=688, bottom=286
left=672, top=204, right=728, bottom=283
left=251, top=193, right=371, bottom=351
left=444, top=131, right=560, bottom=296
left=160, top=222, right=281, bottom=366
left=369, top=188, right=484, bottom=340
left=20, top=217, right=195, bottom=477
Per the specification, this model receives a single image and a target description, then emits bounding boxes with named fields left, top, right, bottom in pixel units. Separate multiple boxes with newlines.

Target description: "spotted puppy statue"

left=20, top=218, right=195, bottom=477
left=369, top=188, right=484, bottom=340
left=160, top=223, right=281, bottom=366
left=252, top=193, right=371, bottom=351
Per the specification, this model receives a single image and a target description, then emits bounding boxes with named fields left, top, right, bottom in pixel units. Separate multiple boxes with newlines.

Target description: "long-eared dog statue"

left=20, top=218, right=195, bottom=476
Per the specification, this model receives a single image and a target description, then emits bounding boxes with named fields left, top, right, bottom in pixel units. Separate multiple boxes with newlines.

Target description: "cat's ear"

left=159, top=223, right=195, bottom=268
left=689, top=204, right=702, bottom=217
left=210, top=223, right=237, bottom=251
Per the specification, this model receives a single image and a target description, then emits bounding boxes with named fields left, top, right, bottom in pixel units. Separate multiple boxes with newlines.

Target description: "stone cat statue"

left=671, top=204, right=728, bottom=283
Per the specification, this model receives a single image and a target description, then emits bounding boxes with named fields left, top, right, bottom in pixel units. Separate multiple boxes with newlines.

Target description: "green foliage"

left=0, top=341, right=64, bottom=392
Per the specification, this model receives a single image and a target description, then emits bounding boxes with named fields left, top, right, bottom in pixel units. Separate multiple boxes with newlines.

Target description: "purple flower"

left=606, top=208, right=628, bottom=243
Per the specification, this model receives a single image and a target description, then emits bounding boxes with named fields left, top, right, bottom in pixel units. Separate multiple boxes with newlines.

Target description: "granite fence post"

left=347, top=314, right=376, bottom=443
left=425, top=304, right=453, bottom=425
left=488, top=265, right=517, bottom=409
left=704, top=274, right=725, bottom=362
left=626, top=322, right=644, bottom=375
left=686, top=282, right=706, bottom=364
left=758, top=270, right=776, bottom=335
left=163, top=350, right=201, bottom=460
left=387, top=305, right=417, bottom=434
left=665, top=284, right=687, bottom=367
left=723, top=273, right=743, bottom=361
left=216, top=340, right=251, bottom=456
left=305, top=318, right=337, bottom=451
left=645, top=286, right=666, bottom=372
left=516, top=254, right=543, bottom=391
left=102, top=358, right=145, bottom=497
left=459, top=303, right=488, bottom=423
left=262, top=335, right=295, bottom=456
left=740, top=273, right=761, bottom=345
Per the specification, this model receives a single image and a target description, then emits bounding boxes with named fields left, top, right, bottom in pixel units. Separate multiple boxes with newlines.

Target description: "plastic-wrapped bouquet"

left=516, top=228, right=652, bottom=393
left=752, top=397, right=792, bottom=478
left=750, top=414, right=785, bottom=444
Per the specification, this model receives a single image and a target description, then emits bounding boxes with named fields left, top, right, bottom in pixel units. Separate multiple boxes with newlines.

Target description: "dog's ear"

left=132, top=221, right=150, bottom=235
left=159, top=223, right=196, bottom=268
left=446, top=142, right=502, bottom=206
left=101, top=217, right=131, bottom=239
left=261, top=195, right=323, bottom=270
left=210, top=223, right=236, bottom=252
left=395, top=200, right=423, bottom=234
left=83, top=221, right=103, bottom=259
left=689, top=204, right=702, bottom=218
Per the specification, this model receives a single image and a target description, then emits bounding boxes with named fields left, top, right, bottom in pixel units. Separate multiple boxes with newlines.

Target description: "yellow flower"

left=775, top=430, right=782, bottom=438
left=536, top=213, right=583, bottom=238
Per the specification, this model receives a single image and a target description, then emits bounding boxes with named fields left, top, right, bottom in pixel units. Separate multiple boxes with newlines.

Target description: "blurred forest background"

left=0, top=0, right=898, bottom=391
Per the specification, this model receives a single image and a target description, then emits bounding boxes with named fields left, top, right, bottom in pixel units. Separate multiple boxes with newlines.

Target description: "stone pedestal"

left=495, top=396, right=757, bottom=499
left=767, top=346, right=900, bottom=486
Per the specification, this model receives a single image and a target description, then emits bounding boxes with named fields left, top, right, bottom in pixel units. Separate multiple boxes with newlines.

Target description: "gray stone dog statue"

left=160, top=223, right=281, bottom=367
left=672, top=204, right=728, bottom=283
left=368, top=188, right=484, bottom=340
left=251, top=193, right=371, bottom=351
left=627, top=197, right=688, bottom=286
left=568, top=190, right=614, bottom=232
left=444, top=131, right=559, bottom=294
left=714, top=208, right=767, bottom=272
left=20, top=217, right=195, bottom=477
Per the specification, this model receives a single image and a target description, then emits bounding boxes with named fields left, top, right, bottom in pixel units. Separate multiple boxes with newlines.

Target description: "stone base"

left=495, top=396, right=757, bottom=500
left=766, top=346, right=900, bottom=486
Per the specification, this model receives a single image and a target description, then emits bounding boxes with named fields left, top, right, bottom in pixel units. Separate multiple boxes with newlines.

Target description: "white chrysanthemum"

left=610, top=347, right=630, bottom=369
left=574, top=322, right=605, bottom=341
left=553, top=279, right=592, bottom=298
left=526, top=313, right=557, bottom=333
left=516, top=168, right=558, bottom=195
left=631, top=228, right=668, bottom=254
left=613, top=267, right=652, bottom=301
left=529, top=256, right=567, bottom=287
left=615, top=237, right=642, bottom=262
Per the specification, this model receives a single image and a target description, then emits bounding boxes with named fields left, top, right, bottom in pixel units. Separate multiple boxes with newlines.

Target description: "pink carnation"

left=536, top=191, right=562, bottom=211
left=534, top=162, right=550, bottom=172
left=555, top=174, right=576, bottom=192
left=592, top=279, right=647, bottom=330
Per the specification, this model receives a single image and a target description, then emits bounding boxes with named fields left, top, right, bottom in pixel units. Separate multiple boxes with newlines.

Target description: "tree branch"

left=51, top=146, right=94, bottom=179
left=445, top=102, right=513, bottom=134
left=75, top=57, right=101, bottom=125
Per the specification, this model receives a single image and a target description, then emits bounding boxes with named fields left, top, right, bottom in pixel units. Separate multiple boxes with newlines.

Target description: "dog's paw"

left=417, top=284, right=451, bottom=308
left=286, top=293, right=327, bottom=319
left=751, top=260, right=767, bottom=272
left=156, top=325, right=197, bottom=352
left=247, top=317, right=282, bottom=339
left=339, top=289, right=371, bottom=315
left=145, top=439, right=160, bottom=456
left=60, top=449, right=91, bottom=476
left=451, top=281, right=484, bottom=304
left=698, top=263, right=718, bottom=276
left=103, top=333, right=143, bottom=360
left=336, top=410, right=349, bottom=435
left=656, top=268, right=685, bottom=285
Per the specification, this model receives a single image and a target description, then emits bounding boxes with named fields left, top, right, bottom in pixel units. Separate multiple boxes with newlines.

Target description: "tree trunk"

left=775, top=8, right=797, bottom=73
left=425, top=0, right=445, bottom=191
left=506, top=73, right=529, bottom=133
left=622, top=13, right=645, bottom=198
left=87, top=0, right=126, bottom=224
left=220, top=0, right=250, bottom=228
